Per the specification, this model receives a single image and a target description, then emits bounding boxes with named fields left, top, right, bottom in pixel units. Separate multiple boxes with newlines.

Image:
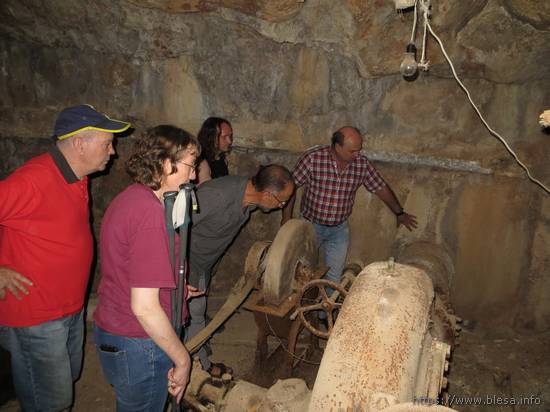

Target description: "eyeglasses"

left=176, top=160, right=196, bottom=169
left=266, top=191, right=287, bottom=208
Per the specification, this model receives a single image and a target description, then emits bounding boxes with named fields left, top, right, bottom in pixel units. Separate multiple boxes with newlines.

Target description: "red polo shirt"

left=0, top=147, right=93, bottom=327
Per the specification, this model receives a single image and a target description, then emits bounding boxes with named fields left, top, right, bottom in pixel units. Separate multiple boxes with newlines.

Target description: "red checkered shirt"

left=292, top=145, right=386, bottom=226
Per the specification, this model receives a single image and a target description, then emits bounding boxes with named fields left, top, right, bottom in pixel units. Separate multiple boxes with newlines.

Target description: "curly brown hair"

left=126, top=125, right=200, bottom=190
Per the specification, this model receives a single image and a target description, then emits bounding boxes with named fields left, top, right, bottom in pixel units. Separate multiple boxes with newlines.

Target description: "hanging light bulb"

left=400, top=43, right=418, bottom=79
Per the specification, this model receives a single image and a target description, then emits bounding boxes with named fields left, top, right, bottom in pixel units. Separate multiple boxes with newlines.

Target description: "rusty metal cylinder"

left=308, top=261, right=438, bottom=411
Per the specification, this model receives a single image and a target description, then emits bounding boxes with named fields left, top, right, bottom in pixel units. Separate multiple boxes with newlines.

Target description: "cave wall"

left=0, top=0, right=549, bottom=333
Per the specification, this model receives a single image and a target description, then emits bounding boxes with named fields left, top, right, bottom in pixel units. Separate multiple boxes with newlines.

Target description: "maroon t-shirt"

left=94, top=183, right=187, bottom=338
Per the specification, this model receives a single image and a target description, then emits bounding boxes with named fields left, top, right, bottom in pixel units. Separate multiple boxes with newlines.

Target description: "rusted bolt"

left=387, top=257, right=395, bottom=271
left=221, top=373, right=232, bottom=384
left=376, top=397, right=390, bottom=409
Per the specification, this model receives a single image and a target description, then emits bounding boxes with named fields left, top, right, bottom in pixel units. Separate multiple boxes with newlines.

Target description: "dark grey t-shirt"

left=188, top=176, right=252, bottom=286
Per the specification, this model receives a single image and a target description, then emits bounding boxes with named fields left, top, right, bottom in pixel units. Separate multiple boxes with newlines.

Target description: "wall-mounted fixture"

left=395, top=0, right=550, bottom=194
left=400, top=43, right=418, bottom=79
left=399, top=0, right=430, bottom=80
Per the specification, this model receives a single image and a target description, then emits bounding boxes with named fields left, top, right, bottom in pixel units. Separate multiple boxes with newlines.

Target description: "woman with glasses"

left=93, top=125, right=203, bottom=411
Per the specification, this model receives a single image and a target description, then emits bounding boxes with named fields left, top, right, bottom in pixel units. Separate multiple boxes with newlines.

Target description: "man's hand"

left=167, top=355, right=192, bottom=403
left=186, top=284, right=205, bottom=300
left=397, top=212, right=418, bottom=231
left=539, top=109, right=550, bottom=128
left=0, top=266, right=33, bottom=300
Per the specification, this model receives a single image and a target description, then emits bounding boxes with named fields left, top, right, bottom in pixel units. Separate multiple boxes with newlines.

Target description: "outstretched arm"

left=375, top=185, right=418, bottom=231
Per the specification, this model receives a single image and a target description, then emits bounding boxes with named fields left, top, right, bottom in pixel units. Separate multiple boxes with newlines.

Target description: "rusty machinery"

left=242, top=218, right=339, bottom=376
left=183, top=220, right=462, bottom=412
left=182, top=219, right=328, bottom=379
left=182, top=219, right=320, bottom=359
left=242, top=219, right=369, bottom=374
left=308, top=259, right=459, bottom=411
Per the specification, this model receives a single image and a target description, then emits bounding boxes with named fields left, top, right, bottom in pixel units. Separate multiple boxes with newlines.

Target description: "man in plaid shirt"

left=282, top=126, right=417, bottom=290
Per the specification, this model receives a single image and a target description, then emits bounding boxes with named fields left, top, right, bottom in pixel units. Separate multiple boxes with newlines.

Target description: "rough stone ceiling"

left=0, top=0, right=548, bottom=179
left=1, top=0, right=549, bottom=82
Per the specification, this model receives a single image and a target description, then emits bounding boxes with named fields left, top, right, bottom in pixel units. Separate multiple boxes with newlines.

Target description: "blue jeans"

left=0, top=310, right=84, bottom=412
left=313, top=220, right=350, bottom=285
left=313, top=221, right=350, bottom=319
left=93, top=324, right=172, bottom=412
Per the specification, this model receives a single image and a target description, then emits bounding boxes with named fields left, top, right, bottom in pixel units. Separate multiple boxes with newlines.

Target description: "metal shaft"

left=163, top=191, right=178, bottom=329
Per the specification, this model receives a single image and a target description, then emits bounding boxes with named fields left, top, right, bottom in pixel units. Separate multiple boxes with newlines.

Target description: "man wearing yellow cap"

left=0, top=104, right=130, bottom=412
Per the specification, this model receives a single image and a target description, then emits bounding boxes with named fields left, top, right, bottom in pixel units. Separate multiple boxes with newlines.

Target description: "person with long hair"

left=196, top=117, right=233, bottom=184
left=93, top=125, right=203, bottom=411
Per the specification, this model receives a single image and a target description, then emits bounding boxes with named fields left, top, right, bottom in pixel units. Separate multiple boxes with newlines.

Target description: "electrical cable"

left=410, top=0, right=418, bottom=44
left=419, top=0, right=550, bottom=194
left=420, top=1, right=428, bottom=66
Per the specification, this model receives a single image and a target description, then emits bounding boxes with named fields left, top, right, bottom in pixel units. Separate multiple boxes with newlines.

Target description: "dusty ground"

left=446, top=326, right=550, bottom=412
left=1, top=296, right=549, bottom=412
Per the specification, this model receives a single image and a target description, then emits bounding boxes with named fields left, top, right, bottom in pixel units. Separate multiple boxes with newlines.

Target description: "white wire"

left=410, top=0, right=418, bottom=44
left=425, top=20, right=550, bottom=194
left=420, top=1, right=428, bottom=64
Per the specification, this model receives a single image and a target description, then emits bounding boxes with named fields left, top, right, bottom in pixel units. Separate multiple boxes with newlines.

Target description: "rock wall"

left=0, top=0, right=549, bottom=333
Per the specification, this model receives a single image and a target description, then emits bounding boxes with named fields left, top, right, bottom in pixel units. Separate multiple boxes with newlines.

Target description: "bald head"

left=249, top=164, right=295, bottom=212
left=331, top=126, right=363, bottom=164
left=251, top=164, right=294, bottom=194
left=331, top=126, right=362, bottom=147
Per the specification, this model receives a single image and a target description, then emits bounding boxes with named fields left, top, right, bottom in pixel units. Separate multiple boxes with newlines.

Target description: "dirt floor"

left=446, top=325, right=550, bottom=412
left=1, top=296, right=550, bottom=412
